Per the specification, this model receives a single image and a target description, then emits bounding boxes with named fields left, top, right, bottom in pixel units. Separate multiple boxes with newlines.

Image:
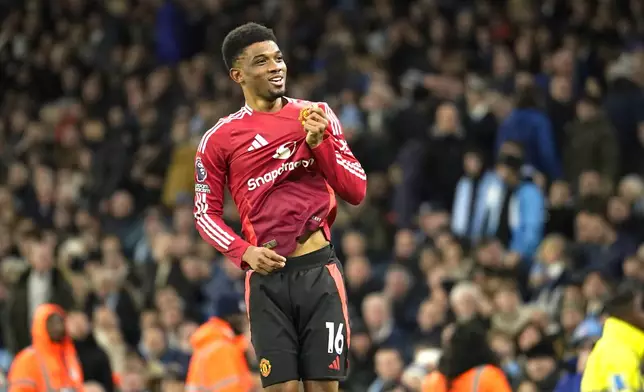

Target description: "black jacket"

left=74, top=334, right=115, bottom=392
left=3, top=268, right=75, bottom=354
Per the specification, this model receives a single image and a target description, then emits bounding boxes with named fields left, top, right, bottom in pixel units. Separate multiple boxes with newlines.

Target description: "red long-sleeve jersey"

left=193, top=98, right=367, bottom=268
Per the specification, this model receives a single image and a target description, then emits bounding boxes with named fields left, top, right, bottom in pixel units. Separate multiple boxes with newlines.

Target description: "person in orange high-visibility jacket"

left=422, top=319, right=512, bottom=392
left=186, top=317, right=255, bottom=392
left=8, top=304, right=84, bottom=391
left=187, top=294, right=255, bottom=392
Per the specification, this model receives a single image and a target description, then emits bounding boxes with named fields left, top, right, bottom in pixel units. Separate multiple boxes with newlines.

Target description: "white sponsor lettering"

left=195, top=184, right=211, bottom=193
left=247, top=158, right=315, bottom=191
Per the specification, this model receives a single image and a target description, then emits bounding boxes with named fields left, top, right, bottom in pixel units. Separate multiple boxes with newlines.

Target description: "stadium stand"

left=0, top=0, right=643, bottom=391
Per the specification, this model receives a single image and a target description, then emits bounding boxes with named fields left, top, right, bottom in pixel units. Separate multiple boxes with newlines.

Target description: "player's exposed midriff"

left=290, top=229, right=329, bottom=257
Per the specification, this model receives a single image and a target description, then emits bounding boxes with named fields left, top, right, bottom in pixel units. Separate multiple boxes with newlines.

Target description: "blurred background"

left=1, top=0, right=644, bottom=391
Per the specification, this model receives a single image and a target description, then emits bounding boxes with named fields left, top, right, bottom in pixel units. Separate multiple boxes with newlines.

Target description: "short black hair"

left=604, top=281, right=642, bottom=317
left=578, top=195, right=608, bottom=220
left=221, top=23, right=277, bottom=69
left=439, top=318, right=499, bottom=382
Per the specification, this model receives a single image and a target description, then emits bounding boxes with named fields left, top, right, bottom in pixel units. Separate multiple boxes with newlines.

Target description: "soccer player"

left=193, top=23, right=367, bottom=392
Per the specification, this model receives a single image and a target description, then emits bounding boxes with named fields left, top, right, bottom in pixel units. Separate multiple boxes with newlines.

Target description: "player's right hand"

left=242, top=246, right=286, bottom=275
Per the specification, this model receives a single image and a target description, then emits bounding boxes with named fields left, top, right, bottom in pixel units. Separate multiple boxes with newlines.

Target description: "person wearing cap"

left=522, top=340, right=562, bottom=391
left=581, top=283, right=644, bottom=392
left=553, top=318, right=602, bottom=392
left=185, top=293, right=255, bottom=392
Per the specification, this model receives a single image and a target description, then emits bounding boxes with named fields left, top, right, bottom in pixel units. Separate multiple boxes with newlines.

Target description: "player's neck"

left=244, top=95, right=285, bottom=113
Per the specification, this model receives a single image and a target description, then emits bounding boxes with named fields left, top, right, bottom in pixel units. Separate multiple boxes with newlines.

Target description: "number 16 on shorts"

left=326, top=322, right=344, bottom=355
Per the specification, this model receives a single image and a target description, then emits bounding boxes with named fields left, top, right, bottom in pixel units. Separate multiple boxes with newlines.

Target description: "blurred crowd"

left=1, top=0, right=644, bottom=391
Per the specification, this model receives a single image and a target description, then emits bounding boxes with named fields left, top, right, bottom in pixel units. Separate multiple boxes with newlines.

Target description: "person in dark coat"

left=563, top=94, right=619, bottom=189
left=67, top=311, right=114, bottom=392
left=394, top=102, right=466, bottom=227
left=3, top=234, right=75, bottom=354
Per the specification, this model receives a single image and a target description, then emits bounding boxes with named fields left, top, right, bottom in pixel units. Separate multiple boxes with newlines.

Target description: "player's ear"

left=230, top=68, right=243, bottom=84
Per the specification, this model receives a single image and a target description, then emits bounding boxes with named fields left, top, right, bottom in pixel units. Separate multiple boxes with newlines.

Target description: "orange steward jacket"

left=186, top=318, right=254, bottom=392
left=8, top=304, right=84, bottom=392
left=422, top=365, right=512, bottom=392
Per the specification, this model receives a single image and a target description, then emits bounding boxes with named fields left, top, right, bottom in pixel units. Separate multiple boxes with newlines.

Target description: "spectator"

left=67, top=310, right=114, bottom=392
left=383, top=265, right=421, bottom=332
left=4, top=232, right=74, bottom=354
left=8, top=304, right=84, bottom=391
left=414, top=299, right=446, bottom=348
left=545, top=181, right=576, bottom=239
left=1, top=0, right=644, bottom=390
left=563, top=94, right=619, bottom=188
left=490, top=85, right=562, bottom=180
left=344, top=322, right=377, bottom=392
left=203, top=255, right=245, bottom=320
left=491, top=282, right=533, bottom=336
left=186, top=294, right=255, bottom=392
left=362, top=293, right=407, bottom=353
left=138, top=324, right=190, bottom=381
left=394, top=102, right=466, bottom=227
left=488, top=330, right=521, bottom=387
left=102, top=191, right=145, bottom=258
left=528, top=234, right=569, bottom=317
left=521, top=340, right=562, bottom=391
left=578, top=197, right=638, bottom=279
left=85, top=267, right=140, bottom=347
left=545, top=76, right=575, bottom=160
left=604, top=54, right=644, bottom=176
left=421, top=318, right=512, bottom=392
left=462, top=76, right=498, bottom=165
left=451, top=147, right=493, bottom=242
left=345, top=256, right=381, bottom=319
left=554, top=318, right=602, bottom=392
left=368, top=347, right=405, bottom=392
left=449, top=282, right=484, bottom=322
left=473, top=141, right=546, bottom=260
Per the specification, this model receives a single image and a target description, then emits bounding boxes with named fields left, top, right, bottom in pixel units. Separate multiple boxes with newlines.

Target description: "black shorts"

left=244, top=245, right=350, bottom=387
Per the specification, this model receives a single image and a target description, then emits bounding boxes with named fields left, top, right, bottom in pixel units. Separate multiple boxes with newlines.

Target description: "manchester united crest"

left=259, top=358, right=272, bottom=377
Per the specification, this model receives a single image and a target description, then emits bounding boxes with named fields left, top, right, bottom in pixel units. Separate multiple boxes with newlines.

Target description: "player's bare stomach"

left=290, top=229, right=329, bottom=257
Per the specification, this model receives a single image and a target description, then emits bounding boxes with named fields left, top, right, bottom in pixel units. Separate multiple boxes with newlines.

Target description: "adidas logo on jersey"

left=247, top=134, right=269, bottom=151
left=328, top=356, right=341, bottom=370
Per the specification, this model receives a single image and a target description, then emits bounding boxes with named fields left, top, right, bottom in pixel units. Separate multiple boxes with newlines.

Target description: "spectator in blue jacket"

left=490, top=84, right=562, bottom=180
left=553, top=318, right=602, bottom=392
left=472, top=141, right=546, bottom=260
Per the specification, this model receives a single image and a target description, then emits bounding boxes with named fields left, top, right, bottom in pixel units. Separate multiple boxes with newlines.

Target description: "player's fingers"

left=262, top=248, right=287, bottom=263
left=308, top=105, right=325, bottom=116
left=253, top=264, right=269, bottom=275
left=302, top=122, right=319, bottom=134
left=306, top=112, right=326, bottom=124
left=258, top=257, right=279, bottom=273
left=304, top=117, right=328, bottom=132
left=261, top=258, right=284, bottom=272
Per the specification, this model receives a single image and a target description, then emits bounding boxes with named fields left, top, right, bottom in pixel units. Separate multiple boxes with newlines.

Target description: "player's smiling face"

left=239, top=40, right=287, bottom=101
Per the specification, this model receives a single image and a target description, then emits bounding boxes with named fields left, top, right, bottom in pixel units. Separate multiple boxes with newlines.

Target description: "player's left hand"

left=301, top=104, right=328, bottom=148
